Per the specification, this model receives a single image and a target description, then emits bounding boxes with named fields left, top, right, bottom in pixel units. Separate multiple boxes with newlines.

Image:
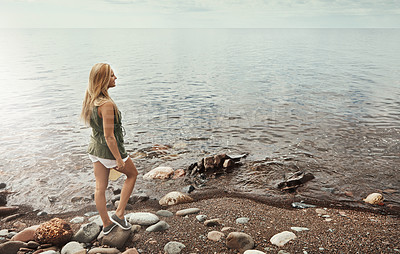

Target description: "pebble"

left=315, top=208, right=328, bottom=215
left=181, top=185, right=195, bottom=193
left=128, top=212, right=160, bottom=226
left=321, top=215, right=330, bottom=218
left=70, top=217, right=85, bottom=224
left=0, top=183, right=6, bottom=189
left=88, top=247, right=120, bottom=254
left=164, top=241, right=186, bottom=254
left=156, top=210, right=174, bottom=217
left=0, top=229, right=8, bottom=237
left=207, top=231, right=224, bottom=241
left=244, top=250, right=266, bottom=254
left=129, top=193, right=149, bottom=204
left=84, top=211, right=98, bottom=217
left=204, top=218, right=222, bottom=227
left=221, top=227, right=236, bottom=233
left=176, top=208, right=200, bottom=216
left=291, top=227, right=310, bottom=232
left=278, top=251, right=290, bottom=254
left=131, top=225, right=141, bottom=233
left=196, top=215, right=207, bottom=222
left=270, top=231, right=297, bottom=247
left=236, top=217, right=250, bottom=224
left=146, top=221, right=170, bottom=232
left=325, top=218, right=333, bottom=222
left=37, top=211, right=48, bottom=216
left=40, top=251, right=59, bottom=254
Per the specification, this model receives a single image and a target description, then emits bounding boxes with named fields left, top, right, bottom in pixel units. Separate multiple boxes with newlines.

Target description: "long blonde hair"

left=81, top=63, right=119, bottom=125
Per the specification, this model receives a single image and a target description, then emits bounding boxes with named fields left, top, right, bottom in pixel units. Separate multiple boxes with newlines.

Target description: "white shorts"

left=88, top=154, right=129, bottom=169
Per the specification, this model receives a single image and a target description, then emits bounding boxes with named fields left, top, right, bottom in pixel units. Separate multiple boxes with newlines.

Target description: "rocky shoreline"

left=1, top=153, right=399, bottom=253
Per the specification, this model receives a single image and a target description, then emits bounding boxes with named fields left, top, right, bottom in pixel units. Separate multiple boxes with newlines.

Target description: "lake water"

left=0, top=29, right=399, bottom=214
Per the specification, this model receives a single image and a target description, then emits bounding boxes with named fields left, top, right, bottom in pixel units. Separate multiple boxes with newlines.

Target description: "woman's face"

left=108, top=70, right=117, bottom=88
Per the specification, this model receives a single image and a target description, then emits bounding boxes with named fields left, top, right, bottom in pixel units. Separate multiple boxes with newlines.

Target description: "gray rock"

left=0, top=241, right=28, bottom=254
left=226, top=232, right=254, bottom=252
left=61, top=241, right=85, bottom=254
left=0, top=229, right=8, bottom=237
left=278, top=251, right=290, bottom=254
left=128, top=212, right=159, bottom=226
left=244, top=250, right=266, bottom=254
left=146, top=221, right=170, bottom=232
left=181, top=185, right=195, bottom=194
left=176, top=208, right=200, bottom=216
left=41, top=251, right=59, bottom=254
left=236, top=217, right=250, bottom=224
left=156, top=210, right=174, bottom=217
left=37, top=211, right=48, bottom=216
left=7, top=232, right=17, bottom=239
left=0, top=183, right=6, bottom=189
left=164, top=241, right=186, bottom=254
left=73, top=222, right=101, bottom=243
left=128, top=193, right=149, bottom=204
left=100, top=226, right=131, bottom=249
left=270, top=231, right=297, bottom=247
left=196, top=215, right=207, bottom=222
left=70, top=217, right=85, bottom=224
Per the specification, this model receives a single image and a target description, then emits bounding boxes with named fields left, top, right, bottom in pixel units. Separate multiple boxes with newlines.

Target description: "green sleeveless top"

left=87, top=106, right=128, bottom=160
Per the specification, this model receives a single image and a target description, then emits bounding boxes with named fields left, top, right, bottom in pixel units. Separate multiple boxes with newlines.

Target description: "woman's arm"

left=99, top=101, right=125, bottom=170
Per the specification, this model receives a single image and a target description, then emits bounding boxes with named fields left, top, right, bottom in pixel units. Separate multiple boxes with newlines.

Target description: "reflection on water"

left=0, top=29, right=399, bottom=213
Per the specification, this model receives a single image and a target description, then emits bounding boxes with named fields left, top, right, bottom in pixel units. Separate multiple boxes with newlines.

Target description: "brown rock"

left=122, top=248, right=140, bottom=254
left=11, top=225, right=40, bottom=242
left=13, top=221, right=28, bottom=231
left=34, top=218, right=73, bottom=246
left=88, top=247, right=120, bottom=254
left=226, top=232, right=254, bottom=252
left=0, top=241, right=28, bottom=254
left=143, top=166, right=174, bottom=180
left=214, top=154, right=228, bottom=168
left=204, top=156, right=215, bottom=170
left=172, top=168, right=186, bottom=179
left=207, top=231, right=224, bottom=241
left=99, top=226, right=131, bottom=249
left=204, top=218, right=222, bottom=227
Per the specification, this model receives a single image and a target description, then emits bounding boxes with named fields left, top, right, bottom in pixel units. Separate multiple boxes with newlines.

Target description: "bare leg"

left=114, top=157, right=138, bottom=219
left=93, top=162, right=113, bottom=227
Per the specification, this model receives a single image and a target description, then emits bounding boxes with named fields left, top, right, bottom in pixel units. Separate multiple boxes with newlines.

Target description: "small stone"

left=204, top=218, right=222, bottom=227
left=325, top=218, right=333, bottom=222
left=207, top=231, right=224, bottom=241
left=156, top=210, right=174, bottom=217
left=196, top=215, right=207, bottom=222
left=37, top=211, right=48, bottom=216
left=221, top=227, right=236, bottom=233
left=84, top=211, right=98, bottom=217
left=159, top=191, right=193, bottom=206
left=0, top=229, right=8, bottom=237
left=164, top=241, right=186, bottom=254
left=70, top=217, right=85, bottom=224
left=7, top=232, right=17, bottom=238
left=321, top=215, right=330, bottom=218
left=128, top=193, right=149, bottom=204
left=128, top=212, right=160, bottom=226
left=363, top=193, right=384, bottom=205
left=244, top=251, right=266, bottom=254
left=319, top=247, right=325, bottom=251
left=270, top=231, right=297, bottom=247
left=146, top=221, right=170, bottom=232
left=226, top=232, right=255, bottom=252
left=339, top=211, right=347, bottom=217
left=176, top=208, right=200, bottom=216
left=27, top=241, right=40, bottom=249
left=122, top=248, right=140, bottom=254
left=236, top=217, right=250, bottom=224
left=223, top=159, right=235, bottom=168
left=12, top=221, right=27, bottom=231
left=315, top=208, right=328, bottom=215
left=88, top=247, right=120, bottom=254
left=278, top=251, right=290, bottom=254
left=291, top=227, right=310, bottom=232
left=181, top=185, right=195, bottom=193
left=40, top=250, right=59, bottom=254
left=173, top=169, right=186, bottom=179
left=131, top=225, right=141, bottom=233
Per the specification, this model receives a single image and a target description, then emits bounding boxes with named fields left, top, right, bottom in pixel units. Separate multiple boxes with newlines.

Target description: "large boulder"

left=159, top=191, right=193, bottom=206
left=226, top=232, right=254, bottom=252
left=34, top=218, right=73, bottom=246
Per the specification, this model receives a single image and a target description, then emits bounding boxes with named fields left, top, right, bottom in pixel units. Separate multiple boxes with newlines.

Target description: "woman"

left=81, top=63, right=138, bottom=235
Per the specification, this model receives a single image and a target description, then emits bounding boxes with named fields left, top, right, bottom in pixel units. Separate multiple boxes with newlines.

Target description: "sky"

left=1, top=0, right=399, bottom=28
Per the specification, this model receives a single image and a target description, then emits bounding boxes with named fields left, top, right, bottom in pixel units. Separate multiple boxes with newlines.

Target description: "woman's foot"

left=102, top=222, right=117, bottom=235
left=110, top=213, right=131, bottom=230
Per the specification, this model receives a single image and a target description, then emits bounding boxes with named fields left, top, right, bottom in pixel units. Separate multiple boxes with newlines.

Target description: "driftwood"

left=186, top=154, right=247, bottom=177
left=277, top=171, right=315, bottom=192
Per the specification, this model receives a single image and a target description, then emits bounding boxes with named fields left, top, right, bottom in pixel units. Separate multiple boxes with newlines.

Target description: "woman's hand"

left=116, top=158, right=125, bottom=171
